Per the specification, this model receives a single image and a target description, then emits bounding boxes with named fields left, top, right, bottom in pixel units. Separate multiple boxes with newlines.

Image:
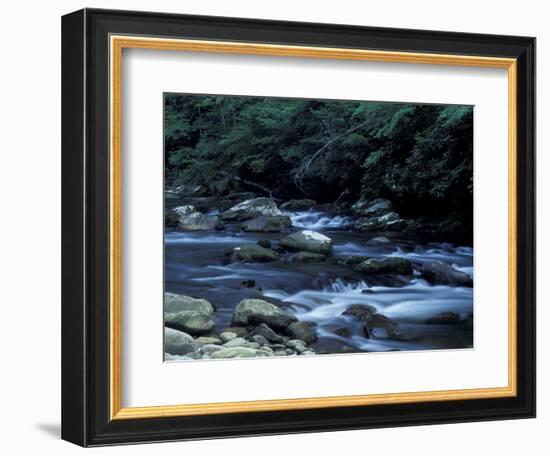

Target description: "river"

left=165, top=208, right=473, bottom=354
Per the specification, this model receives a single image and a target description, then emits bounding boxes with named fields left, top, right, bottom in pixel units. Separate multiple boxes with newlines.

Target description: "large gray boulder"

left=419, top=261, right=473, bottom=287
left=280, top=199, right=317, bottom=211
left=164, top=327, right=196, bottom=355
left=232, top=298, right=297, bottom=330
left=229, top=244, right=280, bottom=263
left=241, top=215, right=292, bottom=232
left=178, top=211, right=222, bottom=231
left=220, top=197, right=282, bottom=221
left=164, top=293, right=215, bottom=315
left=164, top=293, right=216, bottom=336
left=279, top=230, right=333, bottom=255
left=172, top=205, right=196, bottom=217
left=353, top=212, right=408, bottom=232
left=356, top=257, right=413, bottom=275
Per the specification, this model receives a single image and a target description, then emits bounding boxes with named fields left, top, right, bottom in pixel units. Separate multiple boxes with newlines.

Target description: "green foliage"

left=164, top=93, right=473, bottom=225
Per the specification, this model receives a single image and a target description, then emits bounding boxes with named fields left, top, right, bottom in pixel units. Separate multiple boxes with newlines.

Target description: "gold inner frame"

left=109, top=35, right=518, bottom=420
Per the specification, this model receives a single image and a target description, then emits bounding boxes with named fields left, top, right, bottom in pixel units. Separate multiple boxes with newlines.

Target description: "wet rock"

left=210, top=347, right=259, bottom=359
left=241, top=279, right=256, bottom=288
left=286, top=339, right=308, bottom=353
left=342, top=304, right=377, bottom=320
left=164, top=327, right=195, bottom=355
left=364, top=314, right=400, bottom=339
left=164, top=293, right=215, bottom=316
left=361, top=289, right=375, bottom=294
left=165, top=312, right=215, bottom=336
left=194, top=336, right=222, bottom=345
left=257, top=239, right=272, bottom=249
left=286, top=322, right=318, bottom=344
left=173, top=205, right=196, bottom=217
left=419, top=261, right=473, bottom=287
left=199, top=344, right=224, bottom=355
left=340, top=255, right=367, bottom=265
left=229, top=244, right=280, bottom=263
left=356, top=257, right=413, bottom=275
left=353, top=212, right=408, bottom=232
left=222, top=337, right=248, bottom=348
left=354, top=198, right=393, bottom=217
left=280, top=199, right=317, bottom=211
left=232, top=299, right=297, bottom=330
left=334, top=327, right=352, bottom=337
left=220, top=197, right=283, bottom=221
left=178, top=211, right=223, bottom=231
left=425, top=311, right=461, bottom=325
left=241, top=215, right=292, bottom=232
left=219, top=332, right=238, bottom=343
left=220, top=327, right=248, bottom=338
left=248, top=323, right=285, bottom=343
left=251, top=334, right=269, bottom=346
left=280, top=230, right=333, bottom=255
left=287, top=251, right=327, bottom=263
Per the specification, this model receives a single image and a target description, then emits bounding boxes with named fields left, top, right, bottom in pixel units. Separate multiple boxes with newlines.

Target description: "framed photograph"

left=61, top=8, right=536, bottom=446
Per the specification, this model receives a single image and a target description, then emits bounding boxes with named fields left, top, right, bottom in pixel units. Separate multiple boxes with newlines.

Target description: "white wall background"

left=0, top=0, right=545, bottom=454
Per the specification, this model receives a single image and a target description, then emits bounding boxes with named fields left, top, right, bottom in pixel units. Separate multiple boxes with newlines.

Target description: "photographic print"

left=163, top=93, right=474, bottom=361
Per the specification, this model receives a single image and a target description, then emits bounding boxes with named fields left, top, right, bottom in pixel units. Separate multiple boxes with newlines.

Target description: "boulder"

left=178, top=211, right=223, bottom=231
left=339, top=255, right=368, bottom=265
left=279, top=230, right=333, bottom=255
left=251, top=334, right=269, bottom=346
left=419, top=261, right=473, bottom=287
left=172, top=205, right=196, bottom=217
left=356, top=257, right=413, bottom=275
left=280, top=199, right=317, bottom=211
left=364, top=314, right=400, bottom=339
left=229, top=244, right=280, bottom=263
left=342, top=304, right=377, bottom=320
left=232, top=299, right=297, bottom=330
left=353, top=212, right=408, bottom=232
left=222, top=337, right=248, bottom=348
left=286, top=339, right=308, bottom=353
left=220, top=197, right=282, bottom=221
left=248, top=323, right=284, bottom=343
left=351, top=198, right=392, bottom=216
left=164, top=327, right=195, bottom=355
left=286, top=322, right=317, bottom=344
left=333, top=327, right=352, bottom=337
left=287, top=251, right=327, bottom=263
left=164, top=293, right=215, bottom=316
left=198, top=344, right=224, bottom=355
left=241, top=215, right=292, bottom=232
left=165, top=312, right=215, bottom=336
left=257, top=239, right=272, bottom=249
left=425, top=311, right=461, bottom=325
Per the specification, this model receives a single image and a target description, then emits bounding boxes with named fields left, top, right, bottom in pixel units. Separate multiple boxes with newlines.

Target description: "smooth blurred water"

left=165, top=209, right=473, bottom=353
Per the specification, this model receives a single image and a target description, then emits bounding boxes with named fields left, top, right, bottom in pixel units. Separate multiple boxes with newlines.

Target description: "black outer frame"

left=61, top=8, right=536, bottom=447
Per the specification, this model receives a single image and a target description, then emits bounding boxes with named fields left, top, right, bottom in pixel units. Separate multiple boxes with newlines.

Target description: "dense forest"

left=164, top=93, right=473, bottom=238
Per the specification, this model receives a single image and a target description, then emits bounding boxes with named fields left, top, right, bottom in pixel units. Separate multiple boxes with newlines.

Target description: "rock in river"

left=342, top=304, right=377, bottom=320
left=229, top=244, right=280, bottom=262
left=425, top=311, right=461, bottom=324
left=220, top=197, right=283, bottom=221
left=279, top=230, right=333, bottom=255
left=419, top=261, right=473, bottom=287
left=363, top=314, right=400, bottom=339
left=356, top=257, right=413, bottom=275
left=232, top=298, right=297, bottom=330
left=210, top=347, right=261, bottom=359
left=173, top=205, right=196, bottom=217
left=353, top=211, right=408, bottom=232
left=165, top=312, right=215, bottom=336
left=286, top=321, right=318, bottom=344
left=178, top=211, right=223, bottom=231
left=287, top=251, right=327, bottom=263
left=241, top=215, right=292, bottom=232
left=351, top=197, right=393, bottom=217
left=248, top=323, right=284, bottom=343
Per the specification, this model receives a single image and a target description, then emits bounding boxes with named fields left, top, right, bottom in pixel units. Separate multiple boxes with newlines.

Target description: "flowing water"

left=165, top=208, right=473, bottom=354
